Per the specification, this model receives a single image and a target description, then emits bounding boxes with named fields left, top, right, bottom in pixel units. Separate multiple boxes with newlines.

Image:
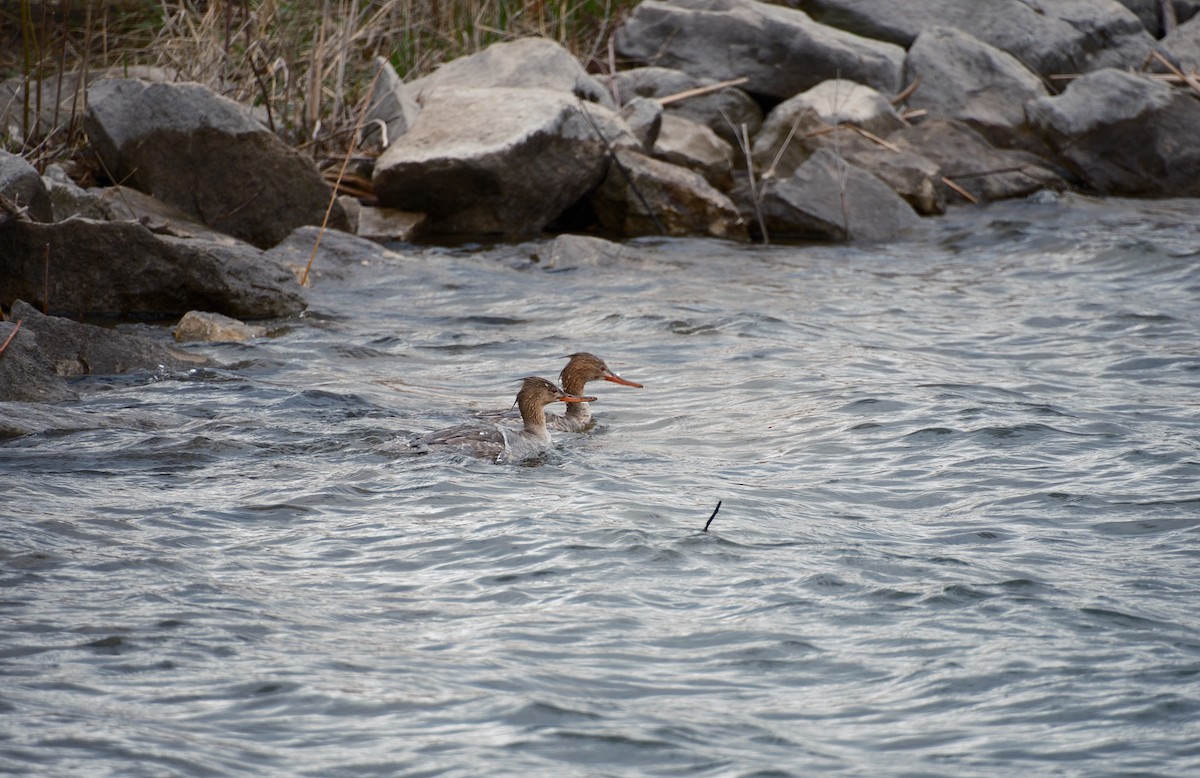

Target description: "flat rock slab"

left=85, top=78, right=347, bottom=249
left=0, top=217, right=306, bottom=318
left=615, top=0, right=905, bottom=100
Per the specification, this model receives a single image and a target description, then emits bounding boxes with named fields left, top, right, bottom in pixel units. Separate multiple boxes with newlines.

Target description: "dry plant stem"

left=1150, top=50, right=1200, bottom=98
left=942, top=176, right=979, bottom=203
left=891, top=76, right=920, bottom=106
left=42, top=241, right=49, bottom=313
left=739, top=121, right=768, bottom=244
left=851, top=125, right=901, bottom=152
left=0, top=320, right=22, bottom=358
left=301, top=61, right=386, bottom=288
left=658, top=77, right=749, bottom=106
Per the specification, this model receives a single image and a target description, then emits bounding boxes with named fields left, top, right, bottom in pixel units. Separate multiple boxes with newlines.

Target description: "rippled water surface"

left=3, top=194, right=1200, bottom=777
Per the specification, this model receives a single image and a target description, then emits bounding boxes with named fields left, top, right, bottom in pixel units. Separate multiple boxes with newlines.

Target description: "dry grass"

left=2, top=0, right=632, bottom=169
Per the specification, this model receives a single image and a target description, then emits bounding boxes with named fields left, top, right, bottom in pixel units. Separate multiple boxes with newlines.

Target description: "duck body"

left=413, top=376, right=594, bottom=463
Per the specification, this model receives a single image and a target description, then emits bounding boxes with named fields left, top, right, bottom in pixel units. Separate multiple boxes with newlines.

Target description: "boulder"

left=0, top=66, right=172, bottom=142
left=591, top=149, right=747, bottom=239
left=0, top=218, right=306, bottom=318
left=371, top=88, right=616, bottom=236
left=744, top=148, right=922, bottom=242
left=612, top=66, right=763, bottom=146
left=820, top=131, right=946, bottom=215
left=1026, top=68, right=1200, bottom=196
left=1116, top=0, right=1200, bottom=35
left=615, top=0, right=906, bottom=100
left=0, top=151, right=53, bottom=223
left=84, top=78, right=348, bottom=249
left=43, top=179, right=247, bottom=244
left=619, top=96, right=664, bottom=150
left=354, top=207, right=427, bottom=244
left=0, top=317, right=78, bottom=403
left=889, top=119, right=1066, bottom=202
left=653, top=114, right=735, bottom=190
left=7, top=299, right=206, bottom=377
left=802, top=0, right=1157, bottom=78
left=266, top=225, right=412, bottom=281
left=528, top=234, right=635, bottom=270
left=173, top=310, right=266, bottom=343
left=1160, top=13, right=1200, bottom=69
left=752, top=103, right=831, bottom=177
left=404, top=37, right=614, bottom=108
left=780, top=79, right=905, bottom=136
left=363, top=56, right=421, bottom=147
left=905, top=27, right=1049, bottom=147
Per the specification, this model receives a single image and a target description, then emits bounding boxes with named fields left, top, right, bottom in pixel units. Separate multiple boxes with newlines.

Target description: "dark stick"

left=702, top=501, right=722, bottom=533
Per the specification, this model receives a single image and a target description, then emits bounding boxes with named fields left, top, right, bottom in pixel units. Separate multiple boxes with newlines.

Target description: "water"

left=3, top=193, right=1200, bottom=777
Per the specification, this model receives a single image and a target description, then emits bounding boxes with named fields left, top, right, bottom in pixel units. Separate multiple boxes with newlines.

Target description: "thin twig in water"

left=941, top=176, right=979, bottom=204
left=702, top=501, right=722, bottom=533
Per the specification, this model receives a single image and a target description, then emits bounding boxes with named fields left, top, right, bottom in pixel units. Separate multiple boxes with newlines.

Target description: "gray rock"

left=84, top=78, right=348, bottom=249
left=1026, top=68, right=1200, bottom=196
left=784, top=79, right=905, bottom=136
left=905, top=27, right=1049, bottom=147
left=821, top=131, right=946, bottom=215
left=591, top=149, right=747, bottom=239
left=266, top=225, right=412, bottom=280
left=174, top=310, right=266, bottom=343
left=0, top=317, right=77, bottom=403
left=619, top=96, right=664, bottom=150
left=615, top=0, right=905, bottom=100
left=0, top=150, right=52, bottom=223
left=746, top=148, right=922, bottom=241
left=372, top=88, right=613, bottom=236
left=613, top=66, right=764, bottom=146
left=752, top=103, right=831, bottom=178
left=802, top=0, right=1157, bottom=78
left=405, top=37, right=614, bottom=108
left=653, top=114, right=736, bottom=190
left=364, top=56, right=421, bottom=147
left=529, top=234, right=635, bottom=269
left=0, top=66, right=172, bottom=141
left=8, top=299, right=206, bottom=377
left=1160, top=13, right=1200, bottom=69
left=0, top=217, right=306, bottom=318
left=1115, top=0, right=1200, bottom=35
left=889, top=119, right=1066, bottom=202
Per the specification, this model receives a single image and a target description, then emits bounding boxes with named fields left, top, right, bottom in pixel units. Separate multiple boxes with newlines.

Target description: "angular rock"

left=0, top=66, right=172, bottom=142
left=7, top=300, right=206, bottom=377
left=529, top=234, right=635, bottom=270
left=751, top=103, right=831, bottom=177
left=364, top=56, right=421, bottom=147
left=0, top=318, right=77, bottom=403
left=788, top=79, right=906, bottom=137
left=613, top=66, right=763, bottom=146
left=746, top=148, right=921, bottom=241
left=266, top=225, right=412, bottom=281
left=615, top=0, right=906, bottom=100
left=653, top=114, right=735, bottom=190
left=405, top=37, right=614, bottom=108
left=821, top=131, right=946, bottom=215
left=889, top=119, right=1066, bottom=202
left=802, top=0, right=1156, bottom=78
left=619, top=96, right=664, bottom=150
left=372, top=88, right=614, bottom=236
left=174, top=310, right=266, bottom=343
left=0, top=150, right=53, bottom=223
left=84, top=78, right=347, bottom=249
left=0, top=218, right=306, bottom=318
left=1026, top=68, right=1200, bottom=196
left=355, top=206, right=427, bottom=244
left=1160, top=13, right=1200, bottom=70
left=905, top=27, right=1049, bottom=147
left=591, top=149, right=747, bottom=239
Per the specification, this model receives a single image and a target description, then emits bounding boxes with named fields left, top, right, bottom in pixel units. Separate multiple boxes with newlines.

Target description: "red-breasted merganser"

left=554, top=352, right=643, bottom=432
left=413, top=376, right=596, bottom=462
left=478, top=353, right=643, bottom=432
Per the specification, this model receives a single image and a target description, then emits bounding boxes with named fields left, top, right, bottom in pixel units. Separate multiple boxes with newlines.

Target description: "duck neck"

left=518, top=397, right=551, bottom=440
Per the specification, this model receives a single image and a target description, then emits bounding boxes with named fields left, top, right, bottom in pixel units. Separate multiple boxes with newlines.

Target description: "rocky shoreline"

left=3, top=0, right=1200, bottom=407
